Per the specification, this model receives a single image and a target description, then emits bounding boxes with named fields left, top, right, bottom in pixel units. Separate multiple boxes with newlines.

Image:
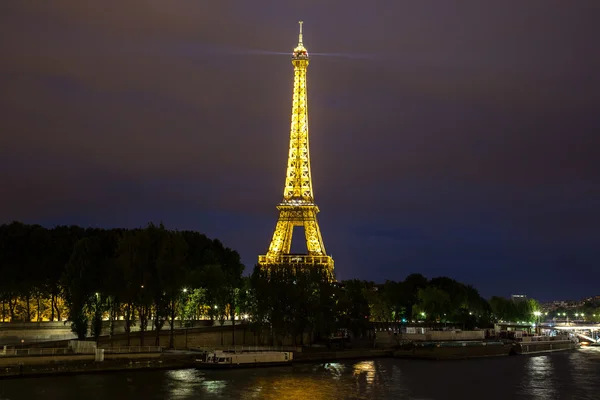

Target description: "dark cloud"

left=1, top=0, right=599, bottom=301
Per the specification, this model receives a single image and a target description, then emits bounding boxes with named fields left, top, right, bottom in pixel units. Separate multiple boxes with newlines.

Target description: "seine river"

left=1, top=347, right=599, bottom=399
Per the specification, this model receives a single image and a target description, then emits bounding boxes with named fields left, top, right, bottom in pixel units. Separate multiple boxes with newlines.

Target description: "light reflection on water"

left=1, top=349, right=600, bottom=400
left=165, top=369, right=230, bottom=398
left=353, top=360, right=376, bottom=383
left=571, top=346, right=600, bottom=389
left=520, top=355, right=555, bottom=399
left=324, top=362, right=346, bottom=379
left=164, top=369, right=204, bottom=398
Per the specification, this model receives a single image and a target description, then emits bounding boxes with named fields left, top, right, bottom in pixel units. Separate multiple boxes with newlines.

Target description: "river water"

left=1, top=347, right=599, bottom=400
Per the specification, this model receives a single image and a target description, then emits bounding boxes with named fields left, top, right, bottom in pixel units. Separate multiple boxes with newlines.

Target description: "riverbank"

left=0, top=348, right=393, bottom=379
left=0, top=342, right=581, bottom=379
left=0, top=353, right=196, bottom=379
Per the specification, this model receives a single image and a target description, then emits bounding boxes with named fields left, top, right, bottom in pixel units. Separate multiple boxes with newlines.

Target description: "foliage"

left=334, top=280, right=371, bottom=337
left=489, top=296, right=537, bottom=323
left=250, top=264, right=339, bottom=344
left=0, top=221, right=245, bottom=346
left=416, top=286, right=451, bottom=321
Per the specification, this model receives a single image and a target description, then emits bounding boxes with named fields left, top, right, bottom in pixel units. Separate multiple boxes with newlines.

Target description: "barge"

left=392, top=334, right=579, bottom=359
left=393, top=340, right=513, bottom=360
left=512, top=336, right=579, bottom=355
left=196, top=350, right=293, bottom=369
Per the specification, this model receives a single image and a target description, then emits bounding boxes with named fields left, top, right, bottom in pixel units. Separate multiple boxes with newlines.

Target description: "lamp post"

left=534, top=311, right=542, bottom=335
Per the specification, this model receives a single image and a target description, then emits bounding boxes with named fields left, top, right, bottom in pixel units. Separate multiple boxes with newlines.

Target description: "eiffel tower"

left=258, top=21, right=334, bottom=276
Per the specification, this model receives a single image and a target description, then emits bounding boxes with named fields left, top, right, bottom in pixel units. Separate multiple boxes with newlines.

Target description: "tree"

left=155, top=229, right=188, bottom=348
left=115, top=229, right=146, bottom=345
left=488, top=296, right=542, bottom=323
left=46, top=225, right=85, bottom=321
left=364, top=284, right=392, bottom=322
left=89, top=292, right=105, bottom=341
left=217, top=245, right=244, bottom=346
left=429, top=277, right=466, bottom=314
left=236, top=277, right=253, bottom=322
left=399, top=273, right=428, bottom=319
left=203, top=264, right=228, bottom=326
left=0, top=222, right=28, bottom=321
left=416, top=286, right=451, bottom=321
left=336, top=280, right=371, bottom=338
left=382, top=280, right=405, bottom=322
left=62, top=237, right=104, bottom=339
left=528, top=299, right=541, bottom=316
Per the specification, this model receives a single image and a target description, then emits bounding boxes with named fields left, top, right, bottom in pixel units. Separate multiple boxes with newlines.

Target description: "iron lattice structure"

left=258, top=21, right=334, bottom=277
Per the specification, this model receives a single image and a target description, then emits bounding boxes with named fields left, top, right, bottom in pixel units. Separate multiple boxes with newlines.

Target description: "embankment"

left=0, top=348, right=394, bottom=379
left=0, top=353, right=196, bottom=379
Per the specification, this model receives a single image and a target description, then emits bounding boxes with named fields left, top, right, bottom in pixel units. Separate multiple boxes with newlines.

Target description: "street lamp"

left=533, top=311, right=542, bottom=334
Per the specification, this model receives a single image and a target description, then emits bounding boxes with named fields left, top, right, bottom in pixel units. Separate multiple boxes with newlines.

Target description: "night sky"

left=1, top=1, right=598, bottom=301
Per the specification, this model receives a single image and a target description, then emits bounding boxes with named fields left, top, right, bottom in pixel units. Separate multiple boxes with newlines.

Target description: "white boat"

left=196, top=350, right=293, bottom=369
left=513, top=334, right=579, bottom=355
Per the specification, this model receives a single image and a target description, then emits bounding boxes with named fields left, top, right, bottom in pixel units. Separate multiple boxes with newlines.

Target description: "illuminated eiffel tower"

left=258, top=21, right=334, bottom=276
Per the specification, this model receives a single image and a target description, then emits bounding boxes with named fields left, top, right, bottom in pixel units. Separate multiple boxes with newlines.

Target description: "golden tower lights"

left=258, top=21, right=334, bottom=277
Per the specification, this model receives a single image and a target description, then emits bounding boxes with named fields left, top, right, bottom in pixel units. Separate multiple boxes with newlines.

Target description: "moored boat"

left=393, top=340, right=513, bottom=360
left=196, top=350, right=293, bottom=369
left=512, top=335, right=579, bottom=355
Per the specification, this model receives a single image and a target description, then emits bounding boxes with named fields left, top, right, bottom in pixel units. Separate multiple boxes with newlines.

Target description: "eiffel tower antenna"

left=298, top=20, right=304, bottom=47
left=258, top=22, right=334, bottom=277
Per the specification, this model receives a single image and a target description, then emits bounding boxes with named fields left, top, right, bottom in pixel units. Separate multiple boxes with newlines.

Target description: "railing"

left=258, top=254, right=334, bottom=267
left=0, top=346, right=163, bottom=357
left=101, top=346, right=163, bottom=354
left=520, top=335, right=571, bottom=343
left=0, top=348, right=71, bottom=357
left=190, top=345, right=300, bottom=353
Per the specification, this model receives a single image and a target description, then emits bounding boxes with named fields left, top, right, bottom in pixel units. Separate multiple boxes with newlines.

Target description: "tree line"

left=0, top=221, right=243, bottom=347
left=1, top=221, right=548, bottom=347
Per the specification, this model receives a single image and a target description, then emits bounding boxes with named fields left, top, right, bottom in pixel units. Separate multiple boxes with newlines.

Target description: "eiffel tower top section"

left=292, top=21, right=308, bottom=61
left=282, top=21, right=313, bottom=205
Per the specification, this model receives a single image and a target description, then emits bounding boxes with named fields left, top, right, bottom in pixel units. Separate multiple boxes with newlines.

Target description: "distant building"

left=511, top=294, right=527, bottom=302
left=540, top=295, right=600, bottom=312
left=583, top=295, right=600, bottom=304
left=540, top=300, right=568, bottom=312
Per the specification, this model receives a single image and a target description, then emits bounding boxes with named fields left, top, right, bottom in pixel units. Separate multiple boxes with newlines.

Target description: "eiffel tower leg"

left=267, top=210, right=294, bottom=257
left=282, top=220, right=294, bottom=254
left=303, top=208, right=326, bottom=255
